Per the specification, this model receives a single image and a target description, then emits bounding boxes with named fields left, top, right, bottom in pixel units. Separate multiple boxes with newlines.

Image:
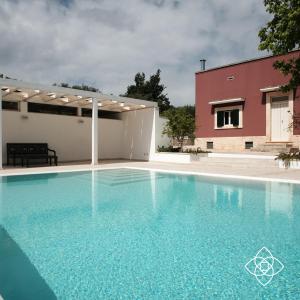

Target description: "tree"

left=163, top=106, right=195, bottom=150
left=123, top=69, right=171, bottom=113
left=53, top=83, right=100, bottom=93
left=0, top=74, right=13, bottom=79
left=258, top=0, right=300, bottom=91
left=182, top=104, right=195, bottom=118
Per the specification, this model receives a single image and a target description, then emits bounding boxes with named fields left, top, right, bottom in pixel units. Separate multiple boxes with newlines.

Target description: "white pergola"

left=0, top=77, right=157, bottom=169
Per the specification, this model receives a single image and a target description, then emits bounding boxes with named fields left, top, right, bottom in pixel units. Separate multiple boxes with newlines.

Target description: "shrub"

left=157, top=145, right=180, bottom=152
left=275, top=151, right=300, bottom=168
left=183, top=147, right=211, bottom=155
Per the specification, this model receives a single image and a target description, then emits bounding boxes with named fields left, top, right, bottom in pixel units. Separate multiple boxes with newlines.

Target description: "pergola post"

left=91, top=98, right=98, bottom=166
left=91, top=170, right=97, bottom=217
left=0, top=89, right=2, bottom=169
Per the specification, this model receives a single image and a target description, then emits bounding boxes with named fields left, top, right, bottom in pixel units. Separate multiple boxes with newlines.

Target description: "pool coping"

left=125, top=167, right=300, bottom=185
left=0, top=164, right=300, bottom=185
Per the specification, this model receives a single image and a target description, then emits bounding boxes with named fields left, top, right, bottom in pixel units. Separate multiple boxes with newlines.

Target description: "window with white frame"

left=214, top=105, right=243, bottom=129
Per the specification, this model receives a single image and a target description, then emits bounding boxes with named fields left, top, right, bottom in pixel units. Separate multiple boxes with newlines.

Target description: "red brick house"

left=195, top=50, right=300, bottom=152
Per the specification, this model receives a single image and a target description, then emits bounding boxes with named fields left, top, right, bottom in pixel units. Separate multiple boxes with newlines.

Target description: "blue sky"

left=0, top=0, right=270, bottom=106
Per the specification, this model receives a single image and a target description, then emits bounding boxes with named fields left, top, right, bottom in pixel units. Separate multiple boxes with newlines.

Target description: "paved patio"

left=0, top=158, right=299, bottom=184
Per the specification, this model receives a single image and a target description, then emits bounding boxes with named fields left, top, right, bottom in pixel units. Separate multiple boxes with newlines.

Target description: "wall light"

left=60, top=97, right=69, bottom=103
left=1, top=87, right=10, bottom=92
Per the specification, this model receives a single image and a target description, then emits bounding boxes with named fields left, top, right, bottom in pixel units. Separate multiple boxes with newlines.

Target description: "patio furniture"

left=7, top=143, right=58, bottom=167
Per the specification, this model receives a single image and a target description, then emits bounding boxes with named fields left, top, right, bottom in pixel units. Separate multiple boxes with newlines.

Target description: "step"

left=197, top=159, right=277, bottom=166
left=199, top=157, right=277, bottom=163
left=207, top=152, right=276, bottom=160
left=254, top=142, right=293, bottom=153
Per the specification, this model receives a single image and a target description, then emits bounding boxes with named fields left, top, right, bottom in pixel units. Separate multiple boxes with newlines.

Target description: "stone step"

left=207, top=152, right=276, bottom=160
left=254, top=142, right=293, bottom=153
left=199, top=157, right=276, bottom=163
left=196, top=157, right=278, bottom=169
left=193, top=162, right=279, bottom=170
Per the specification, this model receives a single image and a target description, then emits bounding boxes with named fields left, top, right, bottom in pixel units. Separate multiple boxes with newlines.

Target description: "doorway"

left=271, top=96, right=290, bottom=142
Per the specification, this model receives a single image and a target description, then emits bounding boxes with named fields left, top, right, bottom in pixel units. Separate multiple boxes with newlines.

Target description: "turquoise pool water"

left=0, top=169, right=300, bottom=299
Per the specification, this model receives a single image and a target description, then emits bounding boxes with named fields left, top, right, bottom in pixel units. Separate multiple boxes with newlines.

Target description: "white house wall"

left=2, top=110, right=123, bottom=163
left=121, top=108, right=155, bottom=161
left=155, top=115, right=170, bottom=150
left=2, top=107, right=169, bottom=163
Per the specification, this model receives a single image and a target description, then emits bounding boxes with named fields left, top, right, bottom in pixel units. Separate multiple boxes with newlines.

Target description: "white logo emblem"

left=245, top=247, right=284, bottom=286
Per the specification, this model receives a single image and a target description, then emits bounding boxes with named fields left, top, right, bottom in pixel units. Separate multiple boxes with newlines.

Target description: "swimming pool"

left=0, top=168, right=299, bottom=299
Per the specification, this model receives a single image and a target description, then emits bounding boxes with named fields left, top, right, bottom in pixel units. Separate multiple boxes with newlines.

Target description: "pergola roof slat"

left=0, top=78, right=157, bottom=112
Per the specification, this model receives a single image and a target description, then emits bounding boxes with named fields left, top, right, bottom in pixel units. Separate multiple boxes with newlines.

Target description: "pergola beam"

left=0, top=90, right=2, bottom=169
left=24, top=90, right=41, bottom=101
left=44, top=94, right=66, bottom=103
left=64, top=97, right=93, bottom=107
left=0, top=78, right=155, bottom=108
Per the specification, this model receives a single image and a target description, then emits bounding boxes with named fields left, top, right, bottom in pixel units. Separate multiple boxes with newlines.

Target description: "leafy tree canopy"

left=53, top=82, right=100, bottom=93
left=163, top=106, right=195, bottom=150
left=259, top=0, right=300, bottom=91
left=182, top=104, right=195, bottom=118
left=0, top=74, right=14, bottom=79
left=123, top=69, right=171, bottom=113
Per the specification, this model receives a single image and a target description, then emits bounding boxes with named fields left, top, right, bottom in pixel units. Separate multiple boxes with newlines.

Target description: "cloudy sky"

left=0, top=0, right=270, bottom=106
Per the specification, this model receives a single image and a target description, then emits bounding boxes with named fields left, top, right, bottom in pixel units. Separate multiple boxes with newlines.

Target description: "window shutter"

left=217, top=111, right=224, bottom=127
left=231, top=109, right=239, bottom=126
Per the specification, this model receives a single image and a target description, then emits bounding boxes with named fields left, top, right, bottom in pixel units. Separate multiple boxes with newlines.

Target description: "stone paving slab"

left=0, top=159, right=299, bottom=183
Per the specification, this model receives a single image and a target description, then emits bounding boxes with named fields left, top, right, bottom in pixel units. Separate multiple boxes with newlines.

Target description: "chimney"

left=200, top=59, right=206, bottom=71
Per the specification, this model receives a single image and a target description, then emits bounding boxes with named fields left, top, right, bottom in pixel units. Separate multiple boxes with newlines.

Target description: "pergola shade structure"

left=0, top=78, right=157, bottom=168
left=0, top=78, right=153, bottom=112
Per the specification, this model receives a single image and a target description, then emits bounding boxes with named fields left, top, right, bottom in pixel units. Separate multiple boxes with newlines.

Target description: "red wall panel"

left=294, top=88, right=300, bottom=135
left=195, top=51, right=300, bottom=138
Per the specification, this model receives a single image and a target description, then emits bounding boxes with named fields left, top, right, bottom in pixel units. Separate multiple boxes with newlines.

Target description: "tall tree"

left=182, top=105, right=195, bottom=118
left=258, top=0, right=300, bottom=91
left=53, top=83, right=100, bottom=93
left=163, top=106, right=195, bottom=151
left=123, top=69, right=171, bottom=113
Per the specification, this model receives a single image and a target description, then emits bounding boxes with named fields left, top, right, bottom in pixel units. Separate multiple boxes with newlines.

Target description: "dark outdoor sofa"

left=7, top=143, right=58, bottom=167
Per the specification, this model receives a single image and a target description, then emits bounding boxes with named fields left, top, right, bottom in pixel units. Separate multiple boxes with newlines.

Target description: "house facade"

left=195, top=50, right=300, bottom=152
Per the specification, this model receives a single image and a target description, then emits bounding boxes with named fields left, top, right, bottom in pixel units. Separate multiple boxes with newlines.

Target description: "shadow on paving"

left=0, top=226, right=56, bottom=300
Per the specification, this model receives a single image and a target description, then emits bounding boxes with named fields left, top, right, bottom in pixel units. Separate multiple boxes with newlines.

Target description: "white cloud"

left=0, top=0, right=269, bottom=105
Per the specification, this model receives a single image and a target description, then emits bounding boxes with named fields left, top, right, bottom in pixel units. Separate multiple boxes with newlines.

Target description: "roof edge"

left=195, top=49, right=300, bottom=75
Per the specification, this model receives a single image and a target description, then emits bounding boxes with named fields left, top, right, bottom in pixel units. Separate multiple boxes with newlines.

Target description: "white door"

left=271, top=100, right=289, bottom=142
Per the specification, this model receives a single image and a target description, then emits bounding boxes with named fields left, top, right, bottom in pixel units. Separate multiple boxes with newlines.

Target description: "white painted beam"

left=260, top=86, right=280, bottom=93
left=209, top=98, right=245, bottom=105
left=0, top=90, right=2, bottom=169
left=92, top=170, right=97, bottom=217
left=149, top=107, right=157, bottom=161
left=0, top=77, right=157, bottom=108
left=91, top=98, right=98, bottom=166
